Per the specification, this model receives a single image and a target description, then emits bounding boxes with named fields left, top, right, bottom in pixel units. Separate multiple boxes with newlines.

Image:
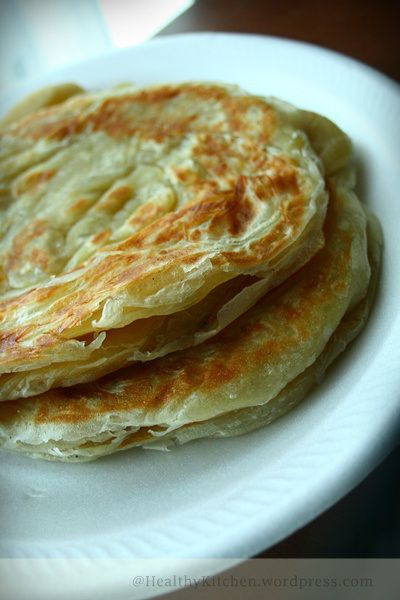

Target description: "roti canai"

left=0, top=83, right=334, bottom=400
left=0, top=173, right=381, bottom=461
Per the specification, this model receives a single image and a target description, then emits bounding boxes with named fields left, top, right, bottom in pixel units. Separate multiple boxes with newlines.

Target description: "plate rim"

left=1, top=31, right=400, bottom=564
left=1, top=30, right=399, bottom=106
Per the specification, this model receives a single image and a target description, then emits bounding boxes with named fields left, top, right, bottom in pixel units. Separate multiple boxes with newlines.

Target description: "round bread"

left=0, top=83, right=334, bottom=400
left=0, top=176, right=380, bottom=461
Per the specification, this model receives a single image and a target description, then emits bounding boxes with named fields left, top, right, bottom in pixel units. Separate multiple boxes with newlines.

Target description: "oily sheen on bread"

left=0, top=174, right=381, bottom=461
left=0, top=83, right=335, bottom=400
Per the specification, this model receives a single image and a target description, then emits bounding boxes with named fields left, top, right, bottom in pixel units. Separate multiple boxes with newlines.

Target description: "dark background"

left=159, top=0, right=400, bottom=82
left=157, top=0, right=400, bottom=558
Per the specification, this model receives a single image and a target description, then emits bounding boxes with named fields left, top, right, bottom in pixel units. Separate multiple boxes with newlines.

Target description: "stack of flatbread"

left=0, top=82, right=381, bottom=461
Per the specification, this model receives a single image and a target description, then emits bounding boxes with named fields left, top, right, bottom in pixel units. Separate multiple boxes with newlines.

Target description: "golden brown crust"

left=5, top=84, right=277, bottom=142
left=0, top=83, right=382, bottom=463
left=0, top=83, right=328, bottom=400
left=0, top=182, right=372, bottom=450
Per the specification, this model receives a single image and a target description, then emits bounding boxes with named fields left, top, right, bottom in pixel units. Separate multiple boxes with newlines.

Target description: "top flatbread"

left=0, top=83, right=333, bottom=400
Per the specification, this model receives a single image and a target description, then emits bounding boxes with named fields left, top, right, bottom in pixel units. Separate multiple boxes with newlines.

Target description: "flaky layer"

left=0, top=177, right=380, bottom=461
left=0, top=83, right=334, bottom=400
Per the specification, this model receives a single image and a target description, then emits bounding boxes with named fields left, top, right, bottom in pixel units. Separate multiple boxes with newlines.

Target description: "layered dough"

left=0, top=178, right=382, bottom=461
left=0, top=83, right=333, bottom=400
left=0, top=82, right=381, bottom=461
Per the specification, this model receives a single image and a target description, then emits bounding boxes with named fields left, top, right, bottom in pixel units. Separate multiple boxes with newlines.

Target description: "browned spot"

left=35, top=395, right=93, bottom=424
left=218, top=187, right=307, bottom=267
left=12, top=116, right=85, bottom=141
left=67, top=197, right=92, bottom=216
left=173, top=167, right=201, bottom=185
left=6, top=219, right=47, bottom=272
left=193, top=142, right=234, bottom=179
left=127, top=86, right=181, bottom=104
left=204, top=178, right=254, bottom=237
left=0, top=282, right=56, bottom=312
left=127, top=202, right=170, bottom=231
left=91, top=229, right=110, bottom=245
left=138, top=116, right=197, bottom=143
left=14, top=169, right=56, bottom=195
left=99, top=185, right=132, bottom=213
left=272, top=170, right=299, bottom=195
left=221, top=94, right=277, bottom=139
left=266, top=156, right=300, bottom=195
left=83, top=88, right=193, bottom=140
left=189, top=229, right=201, bottom=242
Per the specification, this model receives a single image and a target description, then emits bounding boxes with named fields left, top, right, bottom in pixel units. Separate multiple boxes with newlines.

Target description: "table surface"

left=159, top=0, right=400, bottom=82
left=157, top=0, right=400, bottom=559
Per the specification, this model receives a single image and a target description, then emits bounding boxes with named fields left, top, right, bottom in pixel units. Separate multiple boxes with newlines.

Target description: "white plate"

left=1, top=33, right=400, bottom=566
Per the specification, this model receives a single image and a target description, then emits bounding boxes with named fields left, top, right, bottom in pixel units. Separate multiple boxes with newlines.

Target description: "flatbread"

left=0, top=83, right=334, bottom=400
left=0, top=177, right=380, bottom=461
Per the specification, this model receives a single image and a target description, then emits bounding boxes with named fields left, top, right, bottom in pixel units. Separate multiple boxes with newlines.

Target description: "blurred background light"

left=0, top=0, right=194, bottom=89
left=100, top=0, right=194, bottom=48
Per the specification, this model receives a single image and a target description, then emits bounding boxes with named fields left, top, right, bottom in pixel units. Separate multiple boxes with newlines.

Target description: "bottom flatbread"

left=0, top=183, right=381, bottom=461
